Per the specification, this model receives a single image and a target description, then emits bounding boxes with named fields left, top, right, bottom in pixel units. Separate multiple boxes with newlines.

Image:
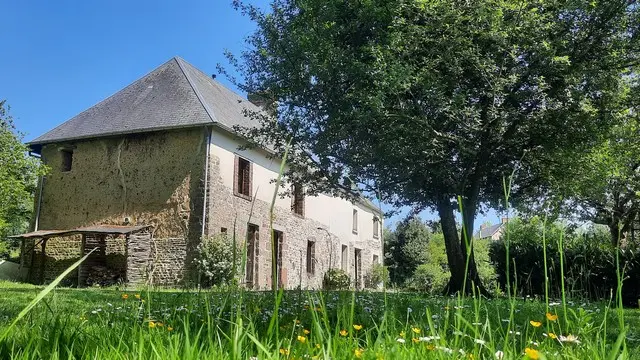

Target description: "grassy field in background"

left=1, top=280, right=639, bottom=359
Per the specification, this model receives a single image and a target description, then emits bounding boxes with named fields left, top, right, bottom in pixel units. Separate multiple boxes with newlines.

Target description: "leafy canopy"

left=0, top=100, right=46, bottom=257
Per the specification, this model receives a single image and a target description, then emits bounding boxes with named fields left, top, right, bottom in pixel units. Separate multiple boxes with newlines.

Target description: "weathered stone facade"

left=26, top=128, right=208, bottom=285
left=205, top=132, right=383, bottom=290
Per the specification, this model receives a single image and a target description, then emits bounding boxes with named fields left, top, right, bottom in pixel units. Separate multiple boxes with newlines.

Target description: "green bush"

left=194, top=234, right=240, bottom=287
left=322, top=268, right=351, bottom=290
left=489, top=217, right=640, bottom=304
left=365, top=263, right=390, bottom=289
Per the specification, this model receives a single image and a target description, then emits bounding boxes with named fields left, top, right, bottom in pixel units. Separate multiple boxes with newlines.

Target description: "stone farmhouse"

left=22, top=57, right=383, bottom=289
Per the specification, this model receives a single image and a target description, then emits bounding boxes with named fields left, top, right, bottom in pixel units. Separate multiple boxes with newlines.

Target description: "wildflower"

left=135, top=294, right=141, bottom=300
left=156, top=322, right=164, bottom=327
left=397, top=338, right=406, bottom=343
left=494, top=350, right=504, bottom=359
left=315, top=343, right=321, bottom=349
left=524, top=347, right=539, bottom=359
left=419, top=336, right=440, bottom=342
left=167, top=326, right=173, bottom=332
left=355, top=348, right=364, bottom=358
left=411, top=327, right=421, bottom=334
left=295, top=319, right=301, bottom=324
left=546, top=312, right=558, bottom=321
left=547, top=332, right=557, bottom=339
left=353, top=324, right=363, bottom=331
left=297, top=335, right=307, bottom=343
left=529, top=320, right=542, bottom=327
left=340, top=329, right=348, bottom=337
left=148, top=321, right=156, bottom=329
left=303, top=329, right=310, bottom=335
left=399, top=331, right=406, bottom=338
left=121, top=294, right=129, bottom=300
left=426, top=344, right=435, bottom=351
left=412, top=338, right=419, bottom=344
left=474, top=338, right=486, bottom=345
left=558, top=334, right=580, bottom=344
left=79, top=315, right=87, bottom=321
left=279, top=348, right=289, bottom=356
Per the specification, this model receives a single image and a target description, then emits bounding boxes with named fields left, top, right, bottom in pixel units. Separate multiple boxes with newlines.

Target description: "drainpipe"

left=201, top=127, right=212, bottom=238
left=29, top=151, right=44, bottom=231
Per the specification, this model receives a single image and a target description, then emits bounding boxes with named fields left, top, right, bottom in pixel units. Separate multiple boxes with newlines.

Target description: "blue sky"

left=0, top=0, right=500, bottom=230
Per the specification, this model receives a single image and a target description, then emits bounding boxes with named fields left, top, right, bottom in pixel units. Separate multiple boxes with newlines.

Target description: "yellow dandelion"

left=121, top=293, right=129, bottom=300
left=353, top=324, right=363, bottom=331
left=167, top=326, right=173, bottom=332
left=148, top=321, right=156, bottom=329
left=426, top=344, right=435, bottom=351
left=411, top=327, right=421, bottom=334
left=548, top=332, right=557, bottom=339
left=399, top=331, right=406, bottom=338
left=297, top=335, right=306, bottom=343
left=546, top=312, right=558, bottom=321
left=303, top=329, right=310, bottom=335
left=412, top=338, right=419, bottom=344
left=524, top=347, right=539, bottom=359
left=279, top=348, right=289, bottom=355
left=354, top=348, right=364, bottom=358
left=529, top=320, right=542, bottom=328
left=340, top=329, right=348, bottom=337
left=134, top=294, right=141, bottom=300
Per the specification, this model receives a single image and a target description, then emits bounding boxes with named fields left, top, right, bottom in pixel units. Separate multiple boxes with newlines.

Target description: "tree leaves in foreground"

left=227, top=0, right=638, bottom=294
left=0, top=100, right=46, bottom=257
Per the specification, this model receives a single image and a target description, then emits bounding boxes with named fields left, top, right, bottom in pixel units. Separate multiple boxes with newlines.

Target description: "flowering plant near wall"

left=193, top=234, right=240, bottom=287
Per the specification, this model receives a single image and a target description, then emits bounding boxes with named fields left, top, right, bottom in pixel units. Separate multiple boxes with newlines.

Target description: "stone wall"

left=205, top=147, right=383, bottom=290
left=28, top=127, right=208, bottom=285
left=25, top=235, right=82, bottom=285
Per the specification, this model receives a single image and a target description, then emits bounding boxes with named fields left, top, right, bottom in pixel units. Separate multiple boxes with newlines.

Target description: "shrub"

left=322, top=268, right=351, bottom=290
left=194, top=234, right=240, bottom=287
left=489, top=218, right=640, bottom=304
left=365, top=263, right=390, bottom=289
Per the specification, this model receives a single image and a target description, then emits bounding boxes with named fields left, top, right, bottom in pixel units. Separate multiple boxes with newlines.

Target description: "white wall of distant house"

left=209, top=127, right=381, bottom=243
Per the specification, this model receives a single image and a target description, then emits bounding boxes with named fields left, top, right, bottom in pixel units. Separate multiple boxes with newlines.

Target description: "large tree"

left=227, top=0, right=638, bottom=294
left=566, top=87, right=640, bottom=246
left=0, top=100, right=46, bottom=258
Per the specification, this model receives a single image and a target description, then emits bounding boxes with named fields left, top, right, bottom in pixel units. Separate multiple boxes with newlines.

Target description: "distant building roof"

left=475, top=223, right=504, bottom=239
left=29, top=57, right=260, bottom=146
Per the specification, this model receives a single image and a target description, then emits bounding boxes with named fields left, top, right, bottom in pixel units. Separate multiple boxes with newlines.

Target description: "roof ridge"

left=174, top=57, right=217, bottom=124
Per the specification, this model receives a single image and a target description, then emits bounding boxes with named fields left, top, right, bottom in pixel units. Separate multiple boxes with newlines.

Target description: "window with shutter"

left=373, top=216, right=380, bottom=238
left=292, top=184, right=305, bottom=217
left=234, top=156, right=252, bottom=199
left=306, top=240, right=315, bottom=274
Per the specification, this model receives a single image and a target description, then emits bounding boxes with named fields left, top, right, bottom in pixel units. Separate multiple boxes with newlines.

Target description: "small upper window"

left=352, top=209, right=358, bottom=233
left=235, top=156, right=252, bottom=198
left=61, top=149, right=73, bottom=172
left=373, top=216, right=380, bottom=238
left=292, top=184, right=305, bottom=217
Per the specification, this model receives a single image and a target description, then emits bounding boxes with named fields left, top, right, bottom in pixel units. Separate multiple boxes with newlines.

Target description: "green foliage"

left=1, top=282, right=639, bottom=358
left=489, top=218, right=640, bottom=304
left=322, top=268, right=350, bottom=290
left=364, top=263, right=389, bottom=289
left=229, top=0, right=638, bottom=292
left=194, top=234, right=240, bottom=287
left=384, top=217, right=430, bottom=284
left=0, top=100, right=47, bottom=258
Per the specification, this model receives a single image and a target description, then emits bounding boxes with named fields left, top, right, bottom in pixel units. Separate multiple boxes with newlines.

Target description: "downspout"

left=201, top=127, right=212, bottom=238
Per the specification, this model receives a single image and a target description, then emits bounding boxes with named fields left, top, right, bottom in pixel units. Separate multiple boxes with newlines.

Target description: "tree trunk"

left=437, top=195, right=490, bottom=297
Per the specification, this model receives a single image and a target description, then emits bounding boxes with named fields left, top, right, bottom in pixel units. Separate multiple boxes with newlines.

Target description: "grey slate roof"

left=29, top=57, right=260, bottom=145
left=475, top=223, right=503, bottom=239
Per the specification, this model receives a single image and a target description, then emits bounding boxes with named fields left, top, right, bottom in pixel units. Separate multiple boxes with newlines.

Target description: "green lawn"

left=0, top=280, right=638, bottom=359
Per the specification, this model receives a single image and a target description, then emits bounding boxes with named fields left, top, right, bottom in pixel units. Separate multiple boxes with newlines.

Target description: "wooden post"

left=39, top=239, right=47, bottom=285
